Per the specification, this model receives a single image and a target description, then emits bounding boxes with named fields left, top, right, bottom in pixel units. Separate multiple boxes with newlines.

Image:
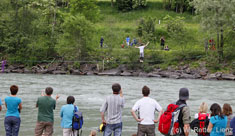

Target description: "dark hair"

left=10, top=85, right=18, bottom=95
left=142, top=86, right=150, bottom=96
left=45, top=87, right=53, bottom=95
left=210, top=103, right=224, bottom=118
left=223, top=103, right=233, bottom=116
left=67, top=96, right=75, bottom=104
left=112, top=83, right=121, bottom=93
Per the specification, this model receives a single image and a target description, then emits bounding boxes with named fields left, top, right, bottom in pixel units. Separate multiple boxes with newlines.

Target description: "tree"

left=56, top=14, right=95, bottom=60
left=192, top=0, right=235, bottom=60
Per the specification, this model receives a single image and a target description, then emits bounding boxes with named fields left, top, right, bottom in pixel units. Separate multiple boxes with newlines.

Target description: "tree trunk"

left=111, top=0, right=113, bottom=7
left=220, top=28, right=224, bottom=59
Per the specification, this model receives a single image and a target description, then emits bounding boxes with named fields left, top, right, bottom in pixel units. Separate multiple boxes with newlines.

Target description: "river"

left=0, top=74, right=234, bottom=136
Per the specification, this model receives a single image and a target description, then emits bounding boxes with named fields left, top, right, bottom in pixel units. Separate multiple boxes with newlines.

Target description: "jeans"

left=4, top=116, right=21, bottom=136
left=103, top=122, right=122, bottom=136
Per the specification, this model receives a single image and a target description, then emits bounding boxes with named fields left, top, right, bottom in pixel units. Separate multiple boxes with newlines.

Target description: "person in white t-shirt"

left=131, top=86, right=163, bottom=136
left=135, top=42, right=149, bottom=62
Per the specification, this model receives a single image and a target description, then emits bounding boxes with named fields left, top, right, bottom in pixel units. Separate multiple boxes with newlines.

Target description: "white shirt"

left=138, top=46, right=145, bottom=53
left=132, top=97, right=162, bottom=125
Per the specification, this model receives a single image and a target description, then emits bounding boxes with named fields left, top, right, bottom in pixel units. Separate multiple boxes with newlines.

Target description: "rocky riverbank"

left=1, top=62, right=235, bottom=81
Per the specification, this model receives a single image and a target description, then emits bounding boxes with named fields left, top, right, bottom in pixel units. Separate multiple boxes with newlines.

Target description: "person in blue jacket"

left=60, top=96, right=79, bottom=136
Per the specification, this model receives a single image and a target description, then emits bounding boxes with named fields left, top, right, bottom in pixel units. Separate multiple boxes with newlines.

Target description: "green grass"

left=91, top=0, right=234, bottom=72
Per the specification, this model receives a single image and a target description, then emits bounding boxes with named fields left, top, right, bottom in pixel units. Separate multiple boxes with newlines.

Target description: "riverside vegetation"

left=0, top=0, right=235, bottom=79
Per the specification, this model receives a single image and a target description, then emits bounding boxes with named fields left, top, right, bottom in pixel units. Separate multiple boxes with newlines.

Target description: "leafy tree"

left=137, top=17, right=156, bottom=42
left=70, top=0, right=100, bottom=22
left=192, top=0, right=235, bottom=60
left=56, top=14, right=95, bottom=60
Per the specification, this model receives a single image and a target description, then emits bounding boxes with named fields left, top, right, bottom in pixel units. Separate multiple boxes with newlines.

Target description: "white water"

left=0, top=74, right=235, bottom=136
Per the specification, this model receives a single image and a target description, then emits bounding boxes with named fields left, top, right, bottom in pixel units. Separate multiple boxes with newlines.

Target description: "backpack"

left=158, top=103, right=186, bottom=136
left=190, top=113, right=209, bottom=136
left=72, top=106, right=83, bottom=136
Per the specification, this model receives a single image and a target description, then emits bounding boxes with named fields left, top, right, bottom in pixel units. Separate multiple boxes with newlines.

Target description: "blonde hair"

left=89, top=130, right=97, bottom=136
left=199, top=102, right=208, bottom=113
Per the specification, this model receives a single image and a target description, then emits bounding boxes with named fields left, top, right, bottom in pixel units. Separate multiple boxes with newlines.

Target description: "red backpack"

left=158, top=103, right=186, bottom=135
left=190, top=113, right=209, bottom=136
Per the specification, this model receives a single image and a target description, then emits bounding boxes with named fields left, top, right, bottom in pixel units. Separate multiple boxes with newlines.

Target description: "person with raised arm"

left=35, top=87, right=59, bottom=136
left=135, top=42, right=149, bottom=62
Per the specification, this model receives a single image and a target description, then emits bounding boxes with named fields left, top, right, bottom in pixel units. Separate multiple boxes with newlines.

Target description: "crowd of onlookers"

left=0, top=84, right=235, bottom=136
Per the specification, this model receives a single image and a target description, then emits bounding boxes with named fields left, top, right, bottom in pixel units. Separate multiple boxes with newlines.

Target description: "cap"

left=179, top=88, right=189, bottom=100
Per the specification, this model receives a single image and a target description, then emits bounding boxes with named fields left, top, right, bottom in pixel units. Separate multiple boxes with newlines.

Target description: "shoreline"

left=1, top=63, right=235, bottom=81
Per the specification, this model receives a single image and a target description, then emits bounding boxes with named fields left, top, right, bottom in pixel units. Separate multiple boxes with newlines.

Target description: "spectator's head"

left=199, top=102, right=208, bottom=113
left=10, top=85, right=18, bottom=95
left=210, top=103, right=223, bottom=117
left=112, top=83, right=121, bottom=94
left=45, top=87, right=53, bottom=95
left=142, top=86, right=150, bottom=96
left=179, top=88, right=189, bottom=100
left=223, top=103, right=233, bottom=116
left=67, top=96, right=75, bottom=104
left=89, top=130, right=97, bottom=136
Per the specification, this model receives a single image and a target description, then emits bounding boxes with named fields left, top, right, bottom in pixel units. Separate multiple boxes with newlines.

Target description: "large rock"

left=23, top=68, right=32, bottom=74
left=180, top=73, right=196, bottom=79
left=98, top=69, right=121, bottom=76
left=148, top=73, right=161, bottom=78
left=80, top=64, right=97, bottom=72
left=139, top=72, right=148, bottom=77
left=53, top=70, right=67, bottom=74
left=204, top=74, right=217, bottom=80
left=120, top=71, right=132, bottom=76
left=37, top=69, right=48, bottom=74
left=221, top=74, right=235, bottom=80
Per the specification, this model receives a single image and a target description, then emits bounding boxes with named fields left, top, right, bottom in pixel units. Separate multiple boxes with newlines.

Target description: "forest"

left=0, top=0, right=235, bottom=73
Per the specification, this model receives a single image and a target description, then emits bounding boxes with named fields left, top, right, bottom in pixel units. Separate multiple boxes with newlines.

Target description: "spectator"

left=35, top=87, right=59, bottom=136
left=0, top=97, right=2, bottom=111
left=207, top=103, right=227, bottom=136
left=164, top=45, right=169, bottom=51
left=131, top=86, right=163, bottom=136
left=160, top=36, right=165, bottom=50
left=89, top=130, right=97, bottom=136
left=4, top=85, right=22, bottom=136
left=126, top=36, right=130, bottom=46
left=176, top=88, right=191, bottom=136
left=100, top=83, right=124, bottom=136
left=223, top=103, right=233, bottom=136
left=60, top=96, right=78, bottom=136
left=100, top=37, right=104, bottom=48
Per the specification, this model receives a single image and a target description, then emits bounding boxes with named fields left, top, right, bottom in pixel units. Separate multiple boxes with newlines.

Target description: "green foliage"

left=70, top=0, right=100, bottom=22
left=116, top=0, right=133, bottom=11
left=56, top=14, right=95, bottom=60
left=137, top=17, right=157, bottom=42
left=116, top=0, right=147, bottom=11
left=163, top=0, right=194, bottom=13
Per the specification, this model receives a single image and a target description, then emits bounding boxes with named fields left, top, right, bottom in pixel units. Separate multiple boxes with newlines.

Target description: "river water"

left=0, top=74, right=234, bottom=136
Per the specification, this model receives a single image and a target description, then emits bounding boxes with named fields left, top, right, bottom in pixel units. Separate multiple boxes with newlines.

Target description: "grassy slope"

left=95, top=0, right=204, bottom=49
left=92, top=0, right=234, bottom=72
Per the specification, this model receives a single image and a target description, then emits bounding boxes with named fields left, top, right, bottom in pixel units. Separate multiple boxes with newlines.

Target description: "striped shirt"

left=100, top=94, right=125, bottom=124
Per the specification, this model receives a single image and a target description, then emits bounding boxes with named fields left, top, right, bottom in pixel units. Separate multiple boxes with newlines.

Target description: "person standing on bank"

left=176, top=88, right=191, bottom=136
left=160, top=36, right=165, bottom=50
left=100, top=83, right=125, bottom=136
left=60, top=96, right=78, bottom=136
left=35, top=87, right=60, bottom=136
left=135, top=42, right=149, bottom=63
left=131, top=86, right=163, bottom=136
left=100, top=37, right=104, bottom=48
left=4, top=85, right=22, bottom=136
